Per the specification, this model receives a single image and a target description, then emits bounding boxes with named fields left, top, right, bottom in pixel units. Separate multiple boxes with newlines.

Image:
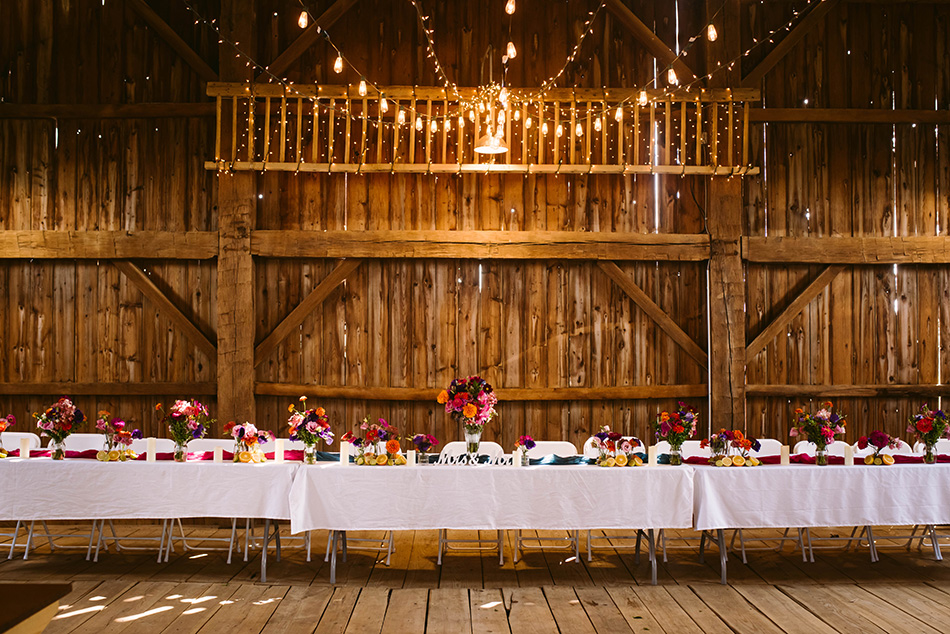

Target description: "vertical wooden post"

left=706, top=0, right=745, bottom=431
left=217, top=0, right=256, bottom=424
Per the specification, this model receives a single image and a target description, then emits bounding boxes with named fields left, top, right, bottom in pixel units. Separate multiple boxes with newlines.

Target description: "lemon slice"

left=355, top=456, right=364, bottom=465
left=364, top=453, right=376, bottom=464
left=715, top=459, right=724, bottom=467
left=732, top=455, right=746, bottom=467
left=376, top=454, right=389, bottom=465
left=749, top=457, right=760, bottom=467
left=605, top=457, right=616, bottom=467
left=632, top=455, right=643, bottom=467
left=395, top=455, right=407, bottom=465
left=721, top=456, right=734, bottom=467
left=96, top=450, right=108, bottom=461
left=238, top=451, right=251, bottom=463
left=864, top=455, right=875, bottom=465
left=882, top=454, right=895, bottom=465
left=615, top=454, right=629, bottom=467
left=873, top=456, right=883, bottom=466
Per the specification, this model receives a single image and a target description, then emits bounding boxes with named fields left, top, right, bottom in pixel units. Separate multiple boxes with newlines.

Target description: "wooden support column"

left=217, top=0, right=256, bottom=423
left=706, top=0, right=745, bottom=431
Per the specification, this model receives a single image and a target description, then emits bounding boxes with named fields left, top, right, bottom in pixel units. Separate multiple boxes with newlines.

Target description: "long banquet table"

left=290, top=462, right=694, bottom=583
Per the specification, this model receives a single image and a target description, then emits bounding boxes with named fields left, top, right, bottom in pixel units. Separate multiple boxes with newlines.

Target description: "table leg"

left=698, top=530, right=706, bottom=563
left=261, top=519, right=270, bottom=583
left=274, top=523, right=281, bottom=562
left=341, top=530, right=347, bottom=562
left=648, top=529, right=657, bottom=586
left=329, top=530, right=338, bottom=585
left=929, top=525, right=943, bottom=561
left=717, top=529, right=727, bottom=585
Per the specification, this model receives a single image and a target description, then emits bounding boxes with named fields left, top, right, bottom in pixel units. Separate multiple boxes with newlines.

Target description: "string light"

left=468, top=110, right=475, bottom=122
left=513, top=109, right=520, bottom=121
left=614, top=106, right=623, bottom=121
left=333, top=55, right=344, bottom=74
left=575, top=122, right=583, bottom=137
left=593, top=117, right=601, bottom=132
left=358, top=79, right=367, bottom=97
left=555, top=124, right=563, bottom=137
left=525, top=116, right=533, bottom=129
left=430, top=119, right=438, bottom=133
left=297, top=11, right=308, bottom=28
left=638, top=91, right=648, bottom=106
left=706, top=23, right=718, bottom=42
left=505, top=0, right=516, bottom=15
left=497, top=110, right=506, bottom=125
left=415, top=116, right=423, bottom=131
left=397, top=109, right=406, bottom=125
left=506, top=42, right=517, bottom=59
left=380, top=96, right=389, bottom=113
left=541, top=121, right=548, bottom=135
left=444, top=119, right=452, bottom=131
left=667, top=69, right=678, bottom=85
left=458, top=115, right=465, bottom=128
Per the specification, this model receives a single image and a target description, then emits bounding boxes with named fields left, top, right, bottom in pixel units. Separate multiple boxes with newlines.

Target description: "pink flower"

left=306, top=421, right=320, bottom=433
left=789, top=427, right=799, bottom=437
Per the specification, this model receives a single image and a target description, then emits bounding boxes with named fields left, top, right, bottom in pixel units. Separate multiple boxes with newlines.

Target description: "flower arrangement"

left=858, top=431, right=901, bottom=465
left=907, top=404, right=949, bottom=464
left=0, top=414, right=14, bottom=458
left=701, top=429, right=761, bottom=467
left=651, top=402, right=698, bottom=465
left=591, top=426, right=642, bottom=467
left=346, top=418, right=406, bottom=465
left=287, top=396, right=334, bottom=464
left=411, top=433, right=439, bottom=465
left=156, top=400, right=213, bottom=462
left=224, top=421, right=274, bottom=463
left=790, top=402, right=846, bottom=447
left=437, top=376, right=498, bottom=434
left=35, top=397, right=84, bottom=460
left=514, top=435, right=536, bottom=466
left=95, top=411, right=142, bottom=461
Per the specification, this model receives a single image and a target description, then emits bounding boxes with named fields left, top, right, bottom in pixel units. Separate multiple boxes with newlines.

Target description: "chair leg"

left=738, top=529, right=748, bottom=565
left=227, top=519, right=237, bottom=565
left=928, top=525, right=942, bottom=561
left=386, top=531, right=394, bottom=567
left=23, top=521, right=36, bottom=561
left=92, top=520, right=104, bottom=562
left=305, top=531, right=312, bottom=563
left=698, top=530, right=706, bottom=564
left=497, top=530, right=504, bottom=566
left=660, top=529, right=669, bottom=563
left=804, top=528, right=815, bottom=563
left=274, top=524, right=282, bottom=563
left=513, top=530, right=521, bottom=564
left=905, top=524, right=920, bottom=550
left=243, top=518, right=251, bottom=562
left=647, top=529, right=657, bottom=586
left=865, top=526, right=879, bottom=562
left=7, top=521, right=20, bottom=560
left=325, top=531, right=333, bottom=563
left=573, top=530, right=579, bottom=562
left=798, top=529, right=808, bottom=562
left=41, top=521, right=56, bottom=551
left=586, top=530, right=593, bottom=562
left=437, top=529, right=444, bottom=566
left=635, top=531, right=642, bottom=565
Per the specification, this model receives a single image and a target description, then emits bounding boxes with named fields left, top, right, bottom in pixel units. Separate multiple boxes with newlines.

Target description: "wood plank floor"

left=3, top=524, right=949, bottom=633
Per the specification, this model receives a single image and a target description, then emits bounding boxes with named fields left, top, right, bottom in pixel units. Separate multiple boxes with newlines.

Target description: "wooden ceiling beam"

left=254, top=258, right=363, bottom=367
left=744, top=236, right=950, bottom=263
left=741, top=0, right=841, bottom=88
left=598, top=262, right=709, bottom=368
left=255, top=383, right=709, bottom=401
left=603, top=0, right=697, bottom=82
left=0, top=231, right=217, bottom=259
left=0, top=382, right=217, bottom=396
left=113, top=260, right=218, bottom=359
left=256, top=0, right=360, bottom=82
left=745, top=265, right=845, bottom=363
left=127, top=0, right=218, bottom=82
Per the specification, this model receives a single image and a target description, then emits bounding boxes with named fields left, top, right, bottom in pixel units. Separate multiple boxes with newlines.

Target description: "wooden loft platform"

left=6, top=524, right=950, bottom=633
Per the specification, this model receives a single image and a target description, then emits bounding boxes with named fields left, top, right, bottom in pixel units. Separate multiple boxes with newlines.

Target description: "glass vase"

left=669, top=447, right=683, bottom=466
left=815, top=448, right=828, bottom=466
left=50, top=440, right=66, bottom=461
left=924, top=444, right=937, bottom=464
left=173, top=441, right=187, bottom=463
left=520, top=450, right=530, bottom=466
left=464, top=427, right=482, bottom=463
left=303, top=444, right=317, bottom=465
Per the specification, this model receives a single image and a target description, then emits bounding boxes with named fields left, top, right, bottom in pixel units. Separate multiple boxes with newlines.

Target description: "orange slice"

left=615, top=454, right=629, bottom=467
left=882, top=454, right=894, bottom=466
left=732, top=455, right=746, bottom=467
left=238, top=451, right=252, bottom=463
left=864, top=455, right=875, bottom=465
left=632, top=455, right=643, bottom=467
left=376, top=454, right=389, bottom=465
left=108, top=450, right=120, bottom=462
left=749, top=457, right=760, bottom=467
left=96, top=450, right=108, bottom=461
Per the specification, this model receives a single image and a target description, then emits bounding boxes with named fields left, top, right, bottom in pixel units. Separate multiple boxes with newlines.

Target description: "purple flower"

left=131, top=429, right=143, bottom=440
left=192, top=424, right=205, bottom=439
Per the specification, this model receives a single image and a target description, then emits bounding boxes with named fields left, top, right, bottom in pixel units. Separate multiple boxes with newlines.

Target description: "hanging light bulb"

left=667, top=68, right=678, bottom=85
left=506, top=42, right=517, bottom=59
left=706, top=23, right=718, bottom=42
left=496, top=124, right=504, bottom=137
left=415, top=116, right=423, bottom=131
left=638, top=90, right=648, bottom=106
left=497, top=110, right=506, bottom=125
left=445, top=119, right=451, bottom=131
left=397, top=109, right=406, bottom=125
left=333, top=55, right=343, bottom=74
left=525, top=116, right=533, bottom=129
left=499, top=87, right=508, bottom=104
left=297, top=11, right=309, bottom=28
left=541, top=121, right=548, bottom=135
left=594, top=117, right=602, bottom=132
left=430, top=119, right=438, bottom=133
left=555, top=124, right=563, bottom=137
left=358, top=79, right=367, bottom=97
left=468, top=109, right=476, bottom=122
left=505, top=0, right=516, bottom=15
left=380, top=96, right=389, bottom=113
left=513, top=109, right=520, bottom=121
left=575, top=122, right=583, bottom=137
left=479, top=102, right=486, bottom=113
left=614, top=106, right=623, bottom=121
left=458, top=115, right=465, bottom=128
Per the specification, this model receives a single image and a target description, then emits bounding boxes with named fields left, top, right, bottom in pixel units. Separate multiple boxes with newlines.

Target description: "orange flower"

left=386, top=439, right=400, bottom=454
left=288, top=403, right=295, bottom=413
left=0, top=422, right=8, bottom=434
left=155, top=402, right=163, bottom=411
left=462, top=403, right=478, bottom=418
left=733, top=430, right=745, bottom=442
left=437, top=390, right=449, bottom=404
left=245, top=435, right=258, bottom=445
left=315, top=407, right=326, bottom=416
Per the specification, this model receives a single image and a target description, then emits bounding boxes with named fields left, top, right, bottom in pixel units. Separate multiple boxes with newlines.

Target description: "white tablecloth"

left=0, top=458, right=299, bottom=521
left=693, top=464, right=950, bottom=530
left=289, top=463, right=694, bottom=533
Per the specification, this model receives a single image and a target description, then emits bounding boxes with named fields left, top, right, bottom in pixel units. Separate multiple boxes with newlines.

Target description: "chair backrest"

left=680, top=439, right=710, bottom=458
left=4, top=432, right=42, bottom=450
left=438, top=441, right=505, bottom=463
left=129, top=437, right=176, bottom=454
left=652, top=440, right=671, bottom=455
left=184, top=438, right=234, bottom=453
left=525, top=440, right=577, bottom=459
left=853, top=439, right=913, bottom=457
left=751, top=438, right=783, bottom=457
left=59, top=433, right=105, bottom=452
left=913, top=439, right=950, bottom=455
left=793, top=440, right=847, bottom=456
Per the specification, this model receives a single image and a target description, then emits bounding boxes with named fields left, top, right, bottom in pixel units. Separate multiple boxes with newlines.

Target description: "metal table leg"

left=717, top=529, right=727, bottom=584
left=329, top=530, right=338, bottom=585
left=261, top=519, right=270, bottom=583
left=647, top=529, right=657, bottom=586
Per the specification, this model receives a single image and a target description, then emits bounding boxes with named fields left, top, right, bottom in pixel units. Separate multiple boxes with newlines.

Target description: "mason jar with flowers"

left=95, top=411, right=142, bottom=461
left=225, top=421, right=274, bottom=464
left=907, top=404, right=949, bottom=464
left=437, top=376, right=498, bottom=463
left=858, top=431, right=902, bottom=466
left=287, top=397, right=334, bottom=465
left=157, top=400, right=213, bottom=462
left=651, top=402, right=698, bottom=466
left=35, top=396, right=84, bottom=460
left=789, top=401, right=846, bottom=466
left=514, top=435, right=536, bottom=466
left=412, top=433, right=439, bottom=465
left=701, top=429, right=735, bottom=466
left=591, top=426, right=623, bottom=466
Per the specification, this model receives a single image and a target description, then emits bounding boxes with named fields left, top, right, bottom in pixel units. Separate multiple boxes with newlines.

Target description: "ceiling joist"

left=127, top=0, right=218, bottom=82
left=603, top=0, right=697, bottom=82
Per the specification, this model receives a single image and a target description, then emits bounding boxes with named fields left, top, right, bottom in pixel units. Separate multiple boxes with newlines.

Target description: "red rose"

left=917, top=417, right=934, bottom=434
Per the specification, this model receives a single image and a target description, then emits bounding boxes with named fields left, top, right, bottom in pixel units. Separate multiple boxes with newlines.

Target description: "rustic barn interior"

left=3, top=0, right=950, bottom=632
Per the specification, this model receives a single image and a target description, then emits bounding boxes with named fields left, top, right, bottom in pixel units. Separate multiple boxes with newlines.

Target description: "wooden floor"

left=3, top=524, right=950, bottom=633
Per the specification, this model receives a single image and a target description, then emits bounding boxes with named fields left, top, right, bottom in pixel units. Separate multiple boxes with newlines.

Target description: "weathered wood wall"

left=1, top=0, right=947, bottom=448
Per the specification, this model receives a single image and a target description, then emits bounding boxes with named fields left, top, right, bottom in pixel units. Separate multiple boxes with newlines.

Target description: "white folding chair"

left=513, top=441, right=580, bottom=563
left=729, top=439, right=807, bottom=563
left=4, top=433, right=41, bottom=558
left=436, top=441, right=506, bottom=565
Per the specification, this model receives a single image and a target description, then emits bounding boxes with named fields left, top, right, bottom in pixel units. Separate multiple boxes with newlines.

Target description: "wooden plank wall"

left=2, top=0, right=948, bottom=447
left=743, top=2, right=950, bottom=440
